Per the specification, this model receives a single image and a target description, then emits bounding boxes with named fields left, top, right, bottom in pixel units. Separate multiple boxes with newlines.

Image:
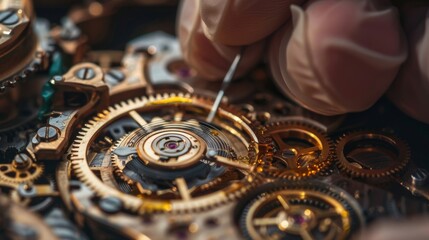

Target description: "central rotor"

left=137, top=129, right=206, bottom=169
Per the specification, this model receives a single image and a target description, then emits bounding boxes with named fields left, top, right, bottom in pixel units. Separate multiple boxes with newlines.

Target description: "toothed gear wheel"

left=70, top=93, right=265, bottom=213
left=262, top=121, right=334, bottom=180
left=335, top=130, right=410, bottom=179
left=0, top=5, right=53, bottom=93
left=0, top=161, right=43, bottom=185
left=236, top=181, right=364, bottom=240
left=0, top=132, right=29, bottom=162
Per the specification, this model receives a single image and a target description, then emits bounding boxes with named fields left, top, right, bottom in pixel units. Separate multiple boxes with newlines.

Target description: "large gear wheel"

left=262, top=121, right=334, bottom=180
left=0, top=3, right=52, bottom=93
left=236, top=181, right=364, bottom=240
left=69, top=93, right=266, bottom=213
left=335, top=130, right=410, bottom=179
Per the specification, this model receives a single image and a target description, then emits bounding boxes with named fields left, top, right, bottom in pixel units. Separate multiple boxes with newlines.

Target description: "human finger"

left=177, top=0, right=265, bottom=80
left=353, top=217, right=429, bottom=240
left=268, top=0, right=407, bottom=115
left=388, top=4, right=429, bottom=124
left=200, top=0, right=306, bottom=46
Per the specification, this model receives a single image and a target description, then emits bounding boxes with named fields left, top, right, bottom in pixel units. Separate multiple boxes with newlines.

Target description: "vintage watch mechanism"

left=335, top=130, right=410, bottom=179
left=236, top=181, right=364, bottom=240
left=262, top=121, right=334, bottom=180
left=69, top=93, right=265, bottom=213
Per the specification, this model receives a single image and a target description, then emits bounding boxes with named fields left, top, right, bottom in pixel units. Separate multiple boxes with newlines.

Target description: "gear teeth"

left=0, top=24, right=53, bottom=94
left=237, top=181, right=364, bottom=240
left=334, top=130, right=410, bottom=180
left=0, top=163, right=44, bottom=185
left=110, top=135, right=135, bottom=185
left=68, top=92, right=263, bottom=214
left=261, top=120, right=334, bottom=181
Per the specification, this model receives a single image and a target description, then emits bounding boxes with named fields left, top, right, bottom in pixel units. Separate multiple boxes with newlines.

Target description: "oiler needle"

left=206, top=49, right=244, bottom=123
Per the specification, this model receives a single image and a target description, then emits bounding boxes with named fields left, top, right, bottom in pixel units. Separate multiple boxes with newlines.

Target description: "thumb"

left=269, top=0, right=407, bottom=115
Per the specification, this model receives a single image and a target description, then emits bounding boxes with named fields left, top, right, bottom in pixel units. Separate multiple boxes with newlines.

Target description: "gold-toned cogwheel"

left=0, top=0, right=52, bottom=92
left=261, top=121, right=334, bottom=180
left=0, top=155, right=44, bottom=185
left=70, top=93, right=267, bottom=213
left=335, top=130, right=410, bottom=179
left=237, top=181, right=365, bottom=240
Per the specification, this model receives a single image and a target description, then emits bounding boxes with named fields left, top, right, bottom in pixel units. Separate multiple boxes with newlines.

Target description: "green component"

left=38, top=81, right=55, bottom=120
left=48, top=52, right=67, bottom=77
left=38, top=52, right=67, bottom=120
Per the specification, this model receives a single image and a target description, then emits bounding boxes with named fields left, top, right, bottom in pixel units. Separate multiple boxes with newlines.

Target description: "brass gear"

left=70, top=93, right=266, bottom=213
left=0, top=155, right=43, bottom=185
left=335, top=130, right=410, bottom=179
left=0, top=1, right=52, bottom=93
left=111, top=135, right=134, bottom=185
left=262, top=121, right=334, bottom=180
left=236, top=181, right=364, bottom=240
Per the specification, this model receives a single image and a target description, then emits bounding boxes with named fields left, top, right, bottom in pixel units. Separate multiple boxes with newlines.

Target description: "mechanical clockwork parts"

left=0, top=0, right=52, bottom=92
left=69, top=93, right=266, bottom=213
left=335, top=130, right=410, bottom=179
left=0, top=196, right=57, bottom=240
left=236, top=181, right=364, bottom=240
left=262, top=121, right=334, bottom=180
left=0, top=153, right=43, bottom=185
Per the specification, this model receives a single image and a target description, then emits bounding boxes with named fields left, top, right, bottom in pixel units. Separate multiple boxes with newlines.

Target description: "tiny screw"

left=18, top=184, right=36, bottom=197
left=99, top=196, right=123, bottom=214
left=13, top=153, right=31, bottom=169
left=75, top=67, right=95, bottom=80
left=36, top=125, right=59, bottom=142
left=0, top=10, right=19, bottom=26
left=104, top=69, right=125, bottom=85
left=52, top=75, right=64, bottom=82
left=206, top=150, right=217, bottom=159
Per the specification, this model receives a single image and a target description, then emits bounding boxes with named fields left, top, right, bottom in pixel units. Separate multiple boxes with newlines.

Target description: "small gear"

left=0, top=154, right=44, bottom=185
left=0, top=132, right=29, bottom=162
left=335, top=130, right=410, bottom=179
left=236, top=181, right=364, bottom=240
left=261, top=120, right=334, bottom=180
left=111, top=135, right=134, bottom=185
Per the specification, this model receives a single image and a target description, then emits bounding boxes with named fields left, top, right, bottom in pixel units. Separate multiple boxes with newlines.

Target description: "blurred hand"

left=353, top=217, right=429, bottom=240
left=177, top=0, right=429, bottom=124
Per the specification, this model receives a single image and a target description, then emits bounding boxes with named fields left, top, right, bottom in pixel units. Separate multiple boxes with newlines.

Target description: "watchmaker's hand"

left=177, top=0, right=429, bottom=124
left=353, top=217, right=429, bottom=240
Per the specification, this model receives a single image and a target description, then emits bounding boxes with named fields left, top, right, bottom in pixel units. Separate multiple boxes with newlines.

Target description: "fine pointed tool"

left=206, top=48, right=244, bottom=123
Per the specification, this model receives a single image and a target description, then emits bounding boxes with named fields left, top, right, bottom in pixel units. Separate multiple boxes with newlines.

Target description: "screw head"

left=18, top=184, right=36, bottom=197
left=36, top=125, right=59, bottom=142
left=13, top=153, right=31, bottom=169
left=53, top=75, right=64, bottom=82
left=104, top=69, right=125, bottom=85
left=99, top=196, right=123, bottom=214
left=411, top=168, right=429, bottom=186
left=0, top=10, right=19, bottom=26
left=75, top=68, right=95, bottom=80
left=206, top=150, right=217, bottom=159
